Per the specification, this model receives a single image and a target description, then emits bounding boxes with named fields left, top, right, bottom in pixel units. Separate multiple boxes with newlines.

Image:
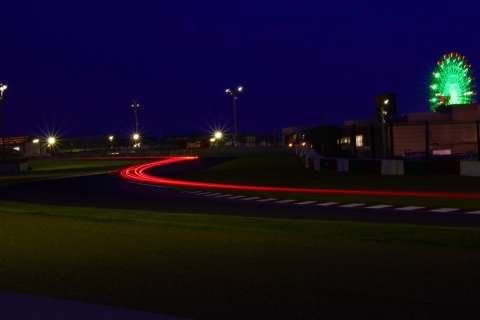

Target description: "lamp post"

left=214, top=130, right=224, bottom=141
left=225, top=86, right=244, bottom=147
left=132, top=132, right=141, bottom=150
left=0, top=84, right=8, bottom=158
left=47, top=136, right=57, bottom=156
left=108, top=135, right=115, bottom=150
left=131, top=100, right=141, bottom=134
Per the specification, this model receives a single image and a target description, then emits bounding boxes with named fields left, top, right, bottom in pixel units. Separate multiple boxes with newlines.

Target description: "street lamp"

left=132, top=133, right=141, bottom=142
left=0, top=83, right=8, bottom=158
left=214, top=130, right=224, bottom=141
left=32, top=138, right=40, bottom=144
left=131, top=100, right=141, bottom=134
left=47, top=136, right=56, bottom=147
left=225, top=85, right=244, bottom=146
left=0, top=84, right=7, bottom=98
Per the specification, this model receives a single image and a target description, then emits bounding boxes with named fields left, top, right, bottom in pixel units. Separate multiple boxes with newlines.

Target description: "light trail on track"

left=119, top=156, right=480, bottom=200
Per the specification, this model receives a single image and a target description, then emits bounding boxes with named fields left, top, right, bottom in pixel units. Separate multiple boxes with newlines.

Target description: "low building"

left=293, top=104, right=480, bottom=159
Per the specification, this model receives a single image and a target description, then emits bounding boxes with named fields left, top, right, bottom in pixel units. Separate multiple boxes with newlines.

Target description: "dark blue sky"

left=2, top=1, right=478, bottom=137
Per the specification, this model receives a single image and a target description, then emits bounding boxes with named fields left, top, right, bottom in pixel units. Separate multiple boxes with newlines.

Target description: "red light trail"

left=119, top=157, right=480, bottom=200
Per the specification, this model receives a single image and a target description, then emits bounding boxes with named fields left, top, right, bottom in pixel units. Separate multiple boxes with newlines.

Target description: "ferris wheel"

left=429, top=52, right=476, bottom=112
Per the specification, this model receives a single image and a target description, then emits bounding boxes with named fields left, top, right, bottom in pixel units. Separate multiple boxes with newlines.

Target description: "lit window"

left=340, top=137, right=351, bottom=145
left=356, top=135, right=364, bottom=148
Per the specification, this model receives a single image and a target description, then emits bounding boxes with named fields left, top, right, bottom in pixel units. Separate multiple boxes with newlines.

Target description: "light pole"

left=131, top=100, right=141, bottom=134
left=214, top=130, right=224, bottom=141
left=47, top=136, right=57, bottom=156
left=0, top=84, right=8, bottom=158
left=132, top=132, right=141, bottom=150
left=225, top=86, right=244, bottom=146
left=108, top=135, right=115, bottom=150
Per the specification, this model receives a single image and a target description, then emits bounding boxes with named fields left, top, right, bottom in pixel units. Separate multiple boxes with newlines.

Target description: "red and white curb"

left=183, top=191, right=480, bottom=215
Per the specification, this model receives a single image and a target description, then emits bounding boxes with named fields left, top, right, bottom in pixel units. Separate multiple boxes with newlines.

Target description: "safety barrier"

left=297, top=148, right=479, bottom=177
left=381, top=159, right=405, bottom=176
left=461, top=161, right=480, bottom=177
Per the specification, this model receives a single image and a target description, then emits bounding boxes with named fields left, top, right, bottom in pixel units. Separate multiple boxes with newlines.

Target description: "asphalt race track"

left=1, top=158, right=480, bottom=227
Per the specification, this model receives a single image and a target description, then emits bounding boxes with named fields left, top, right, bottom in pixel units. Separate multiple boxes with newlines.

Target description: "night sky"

left=2, top=1, right=479, bottom=138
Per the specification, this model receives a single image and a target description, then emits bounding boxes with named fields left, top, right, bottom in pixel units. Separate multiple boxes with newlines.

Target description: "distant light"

left=301, top=142, right=307, bottom=147
left=225, top=88, right=232, bottom=94
left=237, top=86, right=244, bottom=93
left=108, top=135, right=115, bottom=142
left=0, top=84, right=7, bottom=96
left=356, top=134, right=364, bottom=148
left=32, top=138, right=40, bottom=144
left=433, top=149, right=452, bottom=156
left=47, top=136, right=56, bottom=146
left=214, top=131, right=224, bottom=140
left=132, top=133, right=141, bottom=141
left=13, top=146, right=20, bottom=152
left=288, top=143, right=293, bottom=148
left=383, top=99, right=390, bottom=105
left=434, top=72, right=440, bottom=78
left=210, top=137, right=216, bottom=143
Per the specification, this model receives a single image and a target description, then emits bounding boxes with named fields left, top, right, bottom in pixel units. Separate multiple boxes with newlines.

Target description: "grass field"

left=0, top=158, right=144, bottom=185
left=1, top=201, right=480, bottom=318
left=179, top=153, right=480, bottom=209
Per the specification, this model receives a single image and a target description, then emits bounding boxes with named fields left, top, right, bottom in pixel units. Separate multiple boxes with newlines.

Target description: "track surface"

left=0, top=157, right=480, bottom=227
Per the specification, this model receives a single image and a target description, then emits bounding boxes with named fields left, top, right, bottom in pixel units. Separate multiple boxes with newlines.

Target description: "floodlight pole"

left=232, top=96, right=239, bottom=146
left=131, top=100, right=140, bottom=134
left=226, top=86, right=243, bottom=147
left=0, top=84, right=8, bottom=159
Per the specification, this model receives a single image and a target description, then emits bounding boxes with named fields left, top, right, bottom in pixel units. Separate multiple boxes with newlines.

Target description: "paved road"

left=0, top=158, right=479, bottom=227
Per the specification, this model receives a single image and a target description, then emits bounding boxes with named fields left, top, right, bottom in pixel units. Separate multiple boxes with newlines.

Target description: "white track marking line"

left=340, top=203, right=366, bottom=208
left=242, top=197, right=261, bottom=201
left=395, top=206, right=425, bottom=211
left=205, top=193, right=222, bottom=197
left=198, top=192, right=214, bottom=196
left=295, top=201, right=317, bottom=206
left=430, top=208, right=460, bottom=213
left=466, top=210, right=480, bottom=215
left=189, top=191, right=204, bottom=195
left=129, top=182, right=171, bottom=189
left=366, top=205, right=393, bottom=210
left=276, top=200, right=296, bottom=204
left=214, top=194, right=232, bottom=198
left=228, top=196, right=246, bottom=200
left=257, top=198, right=277, bottom=203
left=316, top=202, right=339, bottom=207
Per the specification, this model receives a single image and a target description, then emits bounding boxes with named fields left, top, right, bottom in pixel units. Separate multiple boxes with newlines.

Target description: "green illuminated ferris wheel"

left=429, top=52, right=476, bottom=112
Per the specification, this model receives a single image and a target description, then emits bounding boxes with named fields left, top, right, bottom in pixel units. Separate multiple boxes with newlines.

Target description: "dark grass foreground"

left=1, top=201, right=480, bottom=319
